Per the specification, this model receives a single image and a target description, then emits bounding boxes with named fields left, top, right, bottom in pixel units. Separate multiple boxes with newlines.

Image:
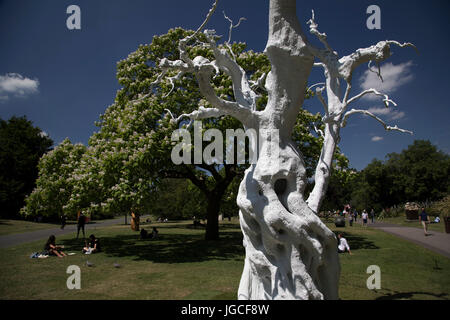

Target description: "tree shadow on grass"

left=60, top=230, right=245, bottom=264
left=334, top=231, right=379, bottom=250
left=375, top=289, right=449, bottom=300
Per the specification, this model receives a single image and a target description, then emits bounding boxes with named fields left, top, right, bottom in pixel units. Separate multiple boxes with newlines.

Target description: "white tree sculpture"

left=142, top=0, right=414, bottom=299
left=305, top=10, right=415, bottom=214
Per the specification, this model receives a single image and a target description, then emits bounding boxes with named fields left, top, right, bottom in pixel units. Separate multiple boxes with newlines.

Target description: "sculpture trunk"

left=236, top=0, right=340, bottom=299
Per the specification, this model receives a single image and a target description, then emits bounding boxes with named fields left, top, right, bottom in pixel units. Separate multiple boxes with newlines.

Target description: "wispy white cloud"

left=0, top=73, right=39, bottom=102
left=367, top=106, right=405, bottom=121
left=359, top=61, right=414, bottom=100
left=371, top=136, right=383, bottom=142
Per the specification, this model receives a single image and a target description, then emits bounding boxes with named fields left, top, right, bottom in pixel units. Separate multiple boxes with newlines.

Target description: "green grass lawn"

left=0, top=219, right=61, bottom=236
left=0, top=218, right=448, bottom=300
left=377, top=216, right=447, bottom=233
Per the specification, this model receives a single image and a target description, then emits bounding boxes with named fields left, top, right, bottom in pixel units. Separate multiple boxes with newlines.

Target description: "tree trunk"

left=205, top=194, right=221, bottom=240
left=236, top=0, right=340, bottom=300
left=236, top=128, right=340, bottom=299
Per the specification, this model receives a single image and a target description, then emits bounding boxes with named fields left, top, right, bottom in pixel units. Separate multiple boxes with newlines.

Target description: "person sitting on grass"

left=337, top=233, right=352, bottom=255
left=151, top=227, right=159, bottom=239
left=140, top=228, right=148, bottom=239
left=82, top=234, right=101, bottom=254
left=44, top=235, right=66, bottom=258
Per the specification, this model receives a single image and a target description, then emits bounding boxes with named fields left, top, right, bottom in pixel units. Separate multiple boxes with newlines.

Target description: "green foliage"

left=386, top=140, right=450, bottom=203
left=429, top=194, right=450, bottom=218
left=0, top=116, right=53, bottom=218
left=146, top=178, right=207, bottom=220
left=320, top=167, right=357, bottom=212
left=351, top=140, right=450, bottom=212
left=60, top=28, right=332, bottom=226
left=21, top=138, right=86, bottom=220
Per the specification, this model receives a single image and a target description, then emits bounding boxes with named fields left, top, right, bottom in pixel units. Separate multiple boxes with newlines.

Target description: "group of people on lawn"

left=335, top=206, right=436, bottom=256
left=44, top=210, right=159, bottom=258
left=43, top=206, right=434, bottom=259
left=337, top=206, right=375, bottom=226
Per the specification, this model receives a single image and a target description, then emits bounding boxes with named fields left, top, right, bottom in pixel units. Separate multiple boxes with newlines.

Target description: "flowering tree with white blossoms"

left=153, top=0, right=415, bottom=299
left=22, top=138, right=86, bottom=219
left=63, top=26, right=337, bottom=239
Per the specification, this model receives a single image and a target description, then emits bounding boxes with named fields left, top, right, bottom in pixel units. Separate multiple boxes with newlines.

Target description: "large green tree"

left=62, top=28, right=337, bottom=240
left=0, top=116, right=53, bottom=218
left=386, top=140, right=450, bottom=203
left=351, top=140, right=450, bottom=211
left=21, top=138, right=87, bottom=220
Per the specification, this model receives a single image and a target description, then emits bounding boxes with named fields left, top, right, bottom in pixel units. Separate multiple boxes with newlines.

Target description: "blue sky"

left=1, top=0, right=449, bottom=170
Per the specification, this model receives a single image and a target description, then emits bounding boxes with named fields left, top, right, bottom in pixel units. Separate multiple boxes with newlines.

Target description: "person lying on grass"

left=44, top=235, right=67, bottom=258
left=82, top=234, right=101, bottom=254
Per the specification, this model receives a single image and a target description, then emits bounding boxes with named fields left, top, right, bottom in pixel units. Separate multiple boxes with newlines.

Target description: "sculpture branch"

left=156, top=20, right=257, bottom=125
left=338, top=40, right=417, bottom=81
left=223, top=11, right=246, bottom=46
left=341, top=108, right=413, bottom=134
left=165, top=106, right=225, bottom=125
left=314, top=86, right=328, bottom=112
left=307, top=10, right=336, bottom=55
left=346, top=88, right=398, bottom=108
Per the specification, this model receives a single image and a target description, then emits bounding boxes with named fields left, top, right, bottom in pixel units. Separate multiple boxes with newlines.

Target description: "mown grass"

left=0, top=218, right=448, bottom=300
left=327, top=223, right=450, bottom=299
left=377, top=216, right=446, bottom=233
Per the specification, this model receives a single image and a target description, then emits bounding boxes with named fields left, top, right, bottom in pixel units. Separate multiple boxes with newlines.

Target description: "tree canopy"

left=350, top=140, right=450, bottom=211
left=0, top=116, right=53, bottom=218
left=22, top=138, right=86, bottom=220
left=21, top=28, right=347, bottom=239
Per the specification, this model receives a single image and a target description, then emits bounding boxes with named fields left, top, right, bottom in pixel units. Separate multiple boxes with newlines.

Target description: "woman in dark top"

left=83, top=234, right=101, bottom=254
left=77, top=211, right=86, bottom=239
left=44, top=235, right=66, bottom=258
left=419, top=207, right=429, bottom=236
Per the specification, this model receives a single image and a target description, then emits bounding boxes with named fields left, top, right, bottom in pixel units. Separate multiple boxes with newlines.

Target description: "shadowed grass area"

left=0, top=218, right=448, bottom=300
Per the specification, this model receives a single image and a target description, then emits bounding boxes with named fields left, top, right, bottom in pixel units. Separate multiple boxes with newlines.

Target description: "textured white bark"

left=235, top=0, right=339, bottom=300
left=305, top=11, right=416, bottom=213
left=159, top=0, right=340, bottom=300
left=157, top=0, right=409, bottom=300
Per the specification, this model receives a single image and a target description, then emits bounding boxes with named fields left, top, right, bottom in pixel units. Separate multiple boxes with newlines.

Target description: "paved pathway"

left=368, top=221, right=450, bottom=259
left=0, top=216, right=127, bottom=249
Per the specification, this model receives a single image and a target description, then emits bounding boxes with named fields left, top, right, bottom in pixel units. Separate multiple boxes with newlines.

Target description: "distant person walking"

left=353, top=210, right=358, bottom=222
left=60, top=213, right=67, bottom=230
left=370, top=209, right=375, bottom=224
left=362, top=210, right=368, bottom=226
left=419, top=207, right=429, bottom=236
left=76, top=211, right=86, bottom=239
